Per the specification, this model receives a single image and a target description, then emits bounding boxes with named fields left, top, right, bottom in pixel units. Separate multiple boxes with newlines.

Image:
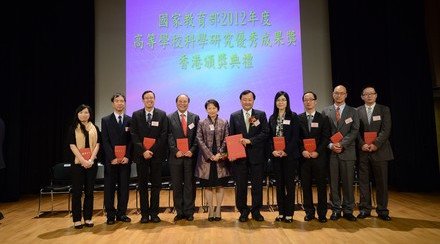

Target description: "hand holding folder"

left=330, top=132, right=343, bottom=144
left=303, top=138, right=317, bottom=153
left=225, top=134, right=246, bottom=161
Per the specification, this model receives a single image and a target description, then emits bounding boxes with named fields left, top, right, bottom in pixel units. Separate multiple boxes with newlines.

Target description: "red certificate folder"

left=364, top=132, right=377, bottom=144
left=273, top=137, right=285, bottom=151
left=143, top=137, right=156, bottom=150
left=225, top=134, right=246, bottom=161
left=176, top=138, right=189, bottom=152
left=114, top=145, right=126, bottom=160
left=303, top=138, right=317, bottom=153
left=330, top=132, right=343, bottom=143
left=79, top=148, right=91, bottom=160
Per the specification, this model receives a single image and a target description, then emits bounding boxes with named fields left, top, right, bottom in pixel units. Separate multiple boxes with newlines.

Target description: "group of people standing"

left=67, top=84, right=393, bottom=229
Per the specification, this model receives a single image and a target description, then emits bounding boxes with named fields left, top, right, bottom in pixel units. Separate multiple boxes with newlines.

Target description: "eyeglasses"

left=276, top=98, right=287, bottom=102
left=362, top=92, right=377, bottom=96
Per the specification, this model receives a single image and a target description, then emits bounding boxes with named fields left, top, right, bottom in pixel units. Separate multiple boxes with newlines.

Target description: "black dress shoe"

left=186, top=215, right=194, bottom=221
left=74, top=224, right=83, bottom=229
left=214, top=217, right=222, bottom=221
left=150, top=215, right=161, bottom=223
left=174, top=214, right=185, bottom=221
left=343, top=213, right=357, bottom=221
left=330, top=212, right=341, bottom=221
left=357, top=212, right=371, bottom=219
left=284, top=216, right=293, bottom=223
left=252, top=212, right=265, bottom=222
left=140, top=216, right=149, bottom=223
left=318, top=216, right=327, bottom=223
left=304, top=214, right=316, bottom=221
left=107, top=219, right=116, bottom=225
left=208, top=217, right=215, bottom=222
left=275, top=215, right=284, bottom=222
left=84, top=222, right=94, bottom=227
left=378, top=215, right=391, bottom=221
left=116, top=215, right=132, bottom=222
left=239, top=212, right=249, bottom=222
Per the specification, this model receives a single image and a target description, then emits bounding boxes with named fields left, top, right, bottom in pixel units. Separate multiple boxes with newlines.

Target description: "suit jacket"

left=298, top=111, right=331, bottom=157
left=357, top=104, right=394, bottom=161
left=322, top=104, right=359, bottom=161
left=195, top=116, right=230, bottom=179
left=131, top=108, right=168, bottom=163
left=167, top=111, right=200, bottom=162
left=229, top=109, right=269, bottom=165
left=268, top=112, right=301, bottom=160
left=101, top=113, right=132, bottom=165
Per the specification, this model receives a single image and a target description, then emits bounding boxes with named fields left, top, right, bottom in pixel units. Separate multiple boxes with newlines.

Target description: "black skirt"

left=199, top=160, right=230, bottom=187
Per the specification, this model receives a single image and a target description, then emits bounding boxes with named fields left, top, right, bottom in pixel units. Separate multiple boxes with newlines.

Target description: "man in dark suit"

left=101, top=93, right=132, bottom=225
left=229, top=90, right=269, bottom=222
left=356, top=86, right=394, bottom=221
left=298, top=91, right=331, bottom=223
left=167, top=94, right=199, bottom=221
left=322, top=85, right=359, bottom=221
left=131, top=90, right=168, bottom=223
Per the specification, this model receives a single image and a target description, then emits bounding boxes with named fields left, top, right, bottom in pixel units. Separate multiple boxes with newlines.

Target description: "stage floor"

left=0, top=188, right=440, bottom=243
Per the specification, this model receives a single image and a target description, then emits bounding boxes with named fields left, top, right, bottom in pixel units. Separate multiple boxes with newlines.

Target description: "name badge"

left=209, top=124, right=215, bottom=131
left=188, top=123, right=195, bottom=130
left=372, top=115, right=381, bottom=121
left=283, top=120, right=291, bottom=125
left=311, top=122, right=319, bottom=128
left=125, top=127, right=130, bottom=132
left=345, top=117, right=353, bottom=124
left=253, top=120, right=260, bottom=127
left=151, top=121, right=159, bottom=127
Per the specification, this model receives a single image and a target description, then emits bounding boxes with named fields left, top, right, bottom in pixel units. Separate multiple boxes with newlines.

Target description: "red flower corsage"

left=249, top=116, right=257, bottom=125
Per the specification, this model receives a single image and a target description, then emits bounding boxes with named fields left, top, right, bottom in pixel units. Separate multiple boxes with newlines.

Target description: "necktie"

left=245, top=112, right=250, bottom=133
left=181, top=114, right=187, bottom=136
left=146, top=113, right=152, bottom=125
left=118, top=115, right=123, bottom=128
left=367, top=106, right=372, bottom=124
left=335, top=106, right=341, bottom=122
left=307, top=114, right=313, bottom=132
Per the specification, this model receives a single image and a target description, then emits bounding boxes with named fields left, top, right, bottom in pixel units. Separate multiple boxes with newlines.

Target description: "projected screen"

left=126, top=0, right=303, bottom=119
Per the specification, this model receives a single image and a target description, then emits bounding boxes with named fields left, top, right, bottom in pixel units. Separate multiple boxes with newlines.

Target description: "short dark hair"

left=111, top=93, right=126, bottom=102
left=205, top=99, right=220, bottom=111
left=239, top=90, right=256, bottom=100
left=142, top=90, right=155, bottom=99
left=361, top=84, right=376, bottom=95
left=302, top=91, right=317, bottom=101
left=175, top=94, right=190, bottom=103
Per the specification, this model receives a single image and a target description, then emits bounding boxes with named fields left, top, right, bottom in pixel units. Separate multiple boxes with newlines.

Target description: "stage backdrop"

left=126, top=0, right=303, bottom=118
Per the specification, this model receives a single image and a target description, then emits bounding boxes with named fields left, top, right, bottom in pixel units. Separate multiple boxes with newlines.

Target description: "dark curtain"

left=328, top=0, right=440, bottom=191
left=0, top=1, right=95, bottom=201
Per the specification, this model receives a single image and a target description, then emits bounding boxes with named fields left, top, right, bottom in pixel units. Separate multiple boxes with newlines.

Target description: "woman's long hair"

left=72, top=104, right=93, bottom=136
left=271, top=91, right=293, bottom=118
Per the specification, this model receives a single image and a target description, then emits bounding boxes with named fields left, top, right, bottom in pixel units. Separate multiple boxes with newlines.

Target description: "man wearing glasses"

left=322, top=85, right=359, bottom=221
left=356, top=86, right=393, bottom=221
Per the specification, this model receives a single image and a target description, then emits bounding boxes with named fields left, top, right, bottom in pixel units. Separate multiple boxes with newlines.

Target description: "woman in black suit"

left=268, top=91, right=300, bottom=223
left=68, top=104, right=101, bottom=229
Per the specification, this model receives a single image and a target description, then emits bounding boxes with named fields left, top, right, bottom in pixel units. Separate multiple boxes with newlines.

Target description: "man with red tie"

left=167, top=94, right=200, bottom=221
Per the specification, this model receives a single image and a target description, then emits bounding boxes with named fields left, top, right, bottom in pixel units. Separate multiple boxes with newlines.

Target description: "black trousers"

left=232, top=159, right=263, bottom=214
left=170, top=158, right=195, bottom=216
left=273, top=157, right=297, bottom=216
left=137, top=160, right=161, bottom=217
left=300, top=158, right=328, bottom=217
left=71, top=163, right=97, bottom=222
left=104, top=163, right=130, bottom=219
left=358, top=156, right=389, bottom=216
